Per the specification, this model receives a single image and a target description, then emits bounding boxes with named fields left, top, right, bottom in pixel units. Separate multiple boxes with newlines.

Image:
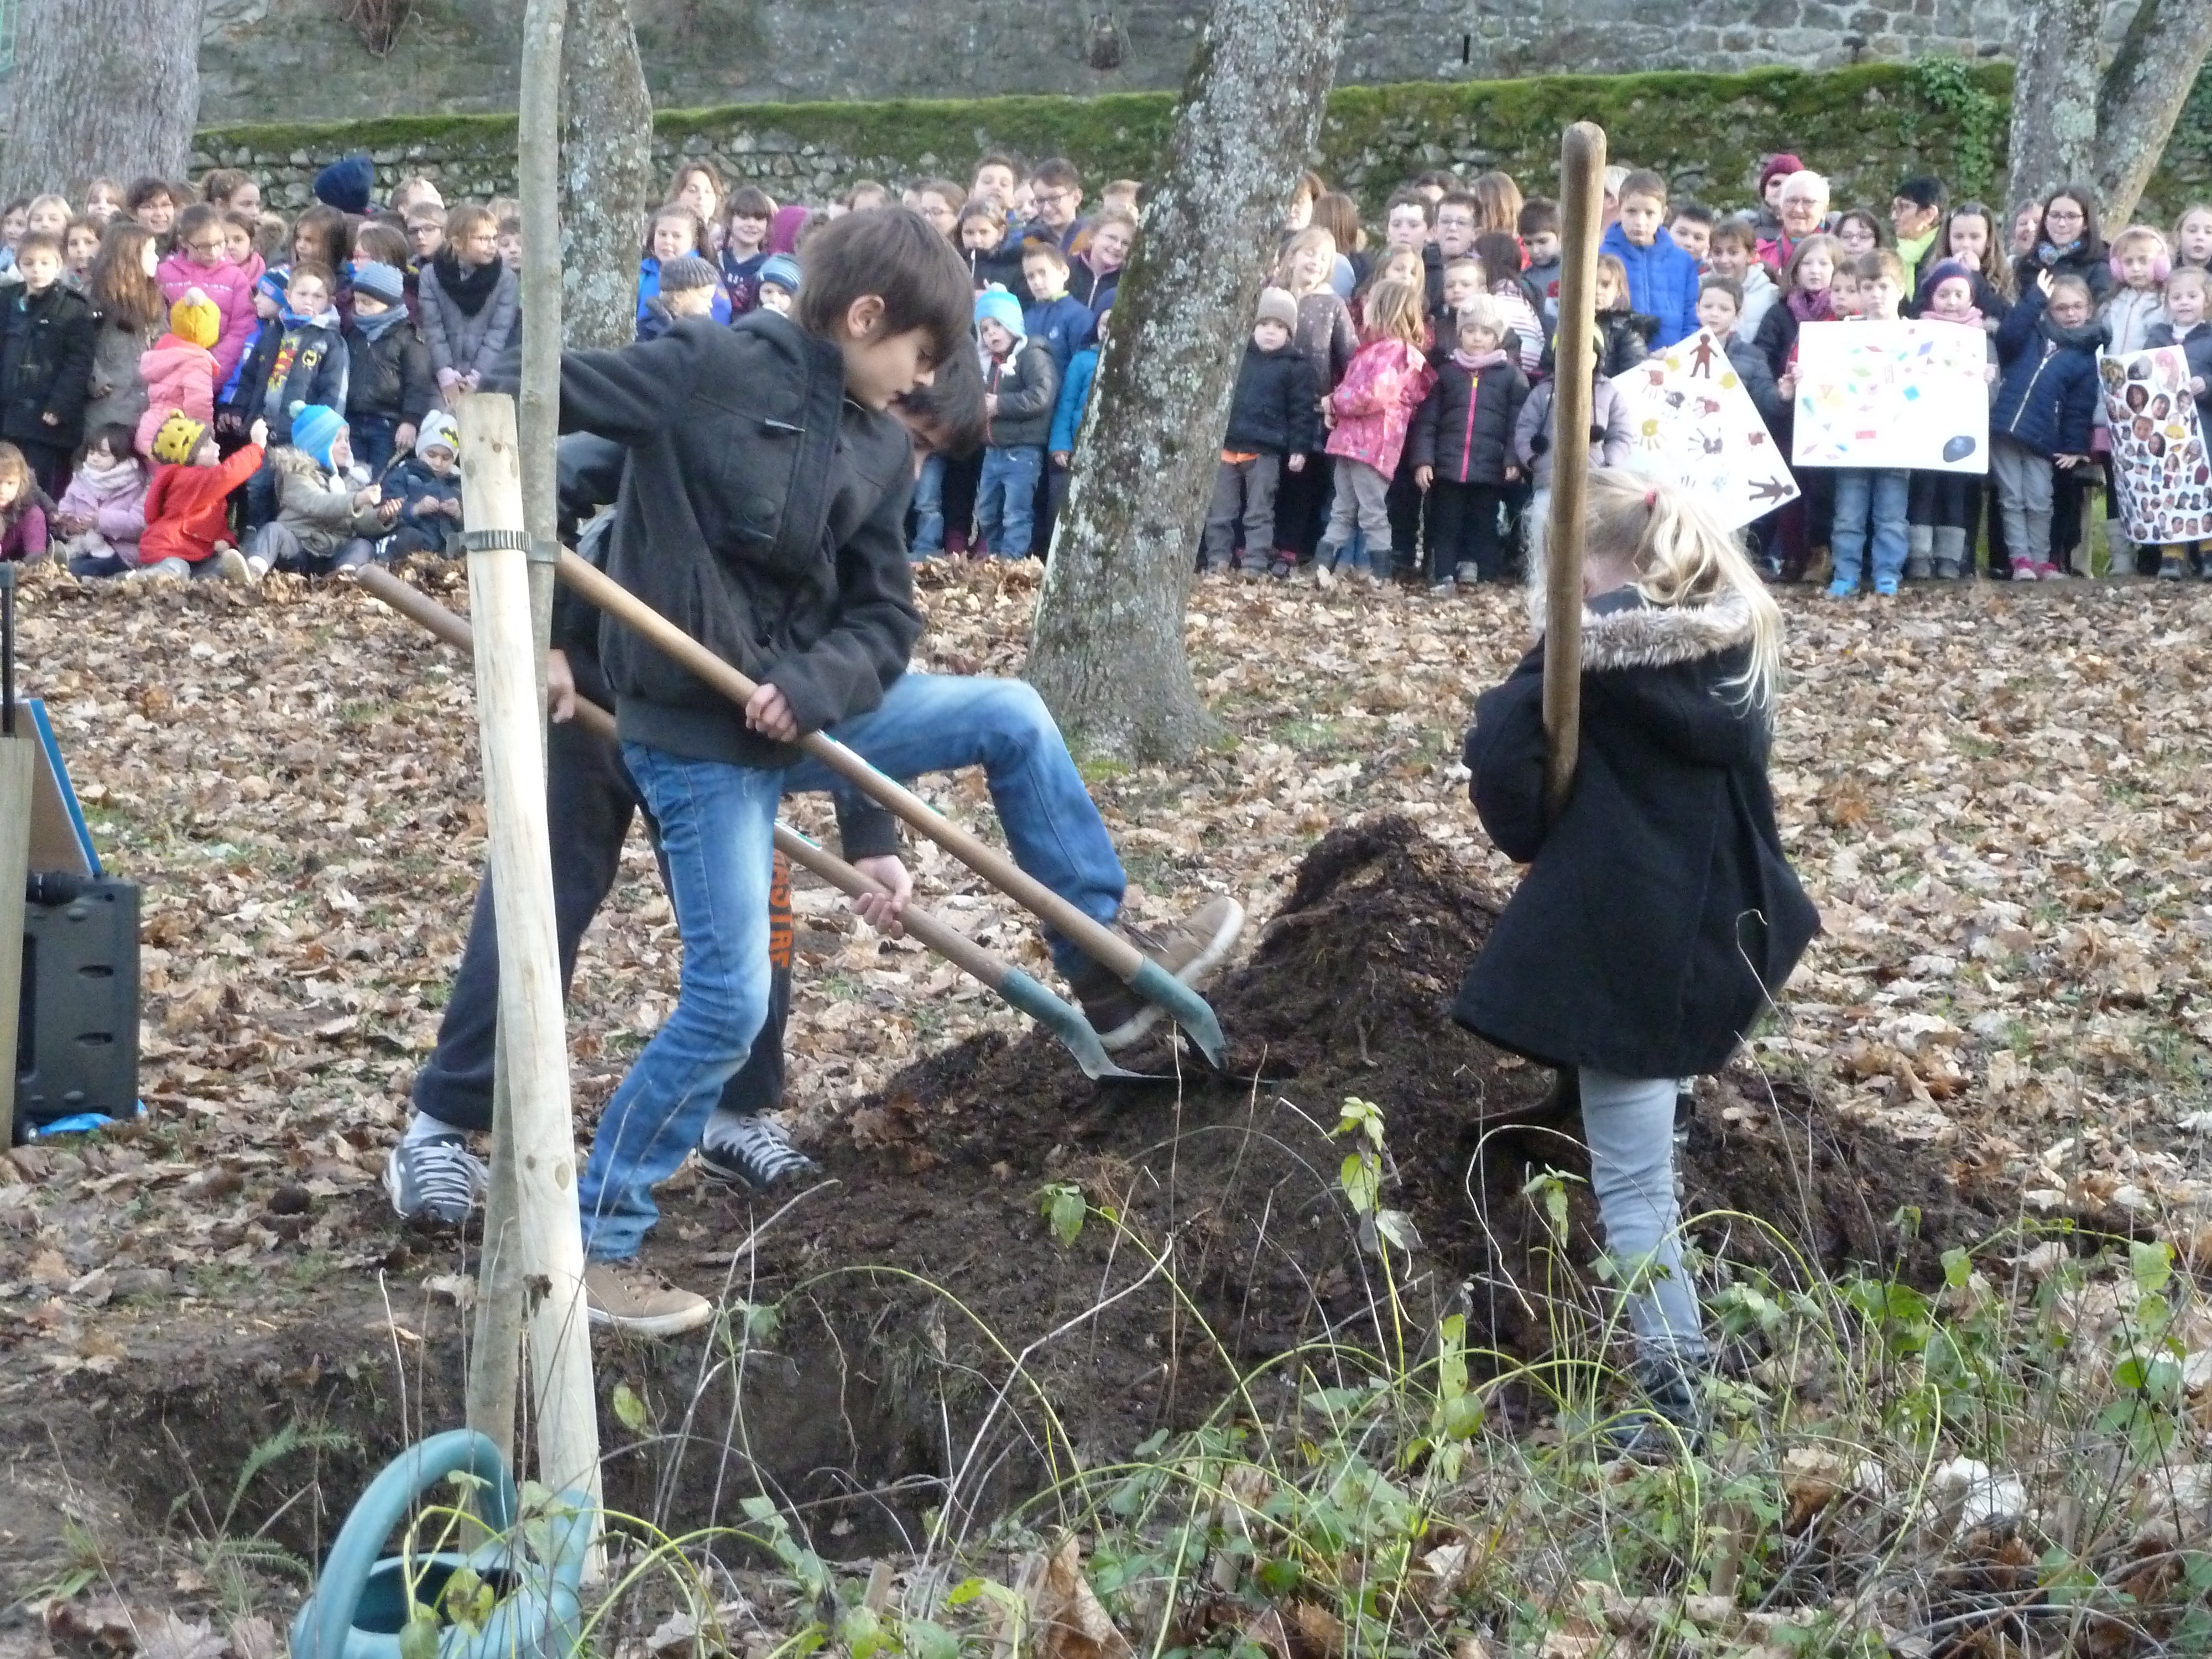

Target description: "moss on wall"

left=193, top=60, right=2212, bottom=224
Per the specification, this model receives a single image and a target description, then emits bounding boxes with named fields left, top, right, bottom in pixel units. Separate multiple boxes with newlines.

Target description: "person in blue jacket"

left=1046, top=309, right=1105, bottom=533
left=1599, top=169, right=1701, bottom=349
left=1989, top=269, right=2105, bottom=579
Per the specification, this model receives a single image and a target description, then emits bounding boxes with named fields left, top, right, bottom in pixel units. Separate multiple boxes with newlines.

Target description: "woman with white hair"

left=1757, top=170, right=1832, bottom=269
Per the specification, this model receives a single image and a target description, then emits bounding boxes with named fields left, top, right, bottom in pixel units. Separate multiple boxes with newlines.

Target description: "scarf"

left=279, top=302, right=340, bottom=331
left=71, top=460, right=141, bottom=503
left=351, top=304, right=407, bottom=342
left=1929, top=305, right=1984, bottom=329
left=2033, top=238, right=2084, bottom=270
left=432, top=248, right=502, bottom=317
left=1786, top=287, right=1833, bottom=324
left=1451, top=347, right=1509, bottom=371
left=2037, top=310, right=2109, bottom=353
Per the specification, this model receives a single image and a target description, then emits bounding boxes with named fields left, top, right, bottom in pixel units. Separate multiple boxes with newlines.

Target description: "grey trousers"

left=1990, top=434, right=2053, bottom=571
left=1201, top=452, right=1281, bottom=569
left=254, top=522, right=375, bottom=577
left=1580, top=1068, right=1708, bottom=1370
left=1316, top=458, right=1393, bottom=566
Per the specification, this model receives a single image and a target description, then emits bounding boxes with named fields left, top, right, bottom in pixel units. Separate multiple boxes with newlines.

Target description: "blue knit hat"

left=255, top=268, right=289, bottom=306
left=758, top=253, right=801, bottom=295
left=314, top=154, right=375, bottom=216
left=289, top=405, right=347, bottom=470
left=974, top=286, right=1026, bottom=340
left=349, top=260, right=406, bottom=306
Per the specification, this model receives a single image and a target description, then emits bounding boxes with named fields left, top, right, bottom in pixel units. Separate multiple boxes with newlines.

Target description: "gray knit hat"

left=1255, top=286, right=1300, bottom=332
left=659, top=254, right=719, bottom=294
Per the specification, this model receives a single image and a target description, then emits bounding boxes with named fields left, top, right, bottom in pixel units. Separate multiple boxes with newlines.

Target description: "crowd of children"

left=0, top=144, right=2202, bottom=592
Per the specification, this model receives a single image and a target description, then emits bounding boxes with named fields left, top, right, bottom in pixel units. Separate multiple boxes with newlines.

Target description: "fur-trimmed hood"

left=1526, top=575, right=1757, bottom=672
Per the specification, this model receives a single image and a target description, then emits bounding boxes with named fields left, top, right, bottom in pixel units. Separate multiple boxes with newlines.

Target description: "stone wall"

left=192, top=62, right=2212, bottom=228
left=189, top=0, right=2028, bottom=126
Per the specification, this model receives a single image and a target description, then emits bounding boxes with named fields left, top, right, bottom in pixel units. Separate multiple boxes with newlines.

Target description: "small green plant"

left=1907, top=56, right=2008, bottom=196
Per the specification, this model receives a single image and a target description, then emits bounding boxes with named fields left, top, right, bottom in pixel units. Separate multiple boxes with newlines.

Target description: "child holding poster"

left=2142, top=266, right=2211, bottom=578
left=1825, top=251, right=1912, bottom=597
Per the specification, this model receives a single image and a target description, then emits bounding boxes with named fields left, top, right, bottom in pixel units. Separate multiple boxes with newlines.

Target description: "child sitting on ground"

left=56, top=424, right=146, bottom=577
left=1410, top=295, right=1529, bottom=589
left=973, top=287, right=1060, bottom=559
left=253, top=405, right=391, bottom=578
left=141, top=413, right=267, bottom=581
left=1202, top=288, right=1318, bottom=577
left=1308, top=275, right=1435, bottom=588
left=0, top=443, right=47, bottom=562
left=637, top=254, right=723, bottom=342
left=1990, top=270, right=2105, bottom=580
left=134, top=294, right=219, bottom=461
left=1454, top=468, right=1815, bottom=1456
left=2145, top=265, right=2212, bottom=579
left=378, top=410, right=463, bottom=560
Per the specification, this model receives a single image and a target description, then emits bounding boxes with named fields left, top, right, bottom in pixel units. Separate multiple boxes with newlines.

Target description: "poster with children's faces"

left=2100, top=347, right=2212, bottom=546
left=1616, top=329, right=1799, bottom=530
left=1790, top=320, right=1989, bottom=472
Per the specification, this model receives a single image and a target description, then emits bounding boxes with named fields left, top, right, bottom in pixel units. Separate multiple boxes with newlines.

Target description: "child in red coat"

left=140, top=412, right=266, bottom=581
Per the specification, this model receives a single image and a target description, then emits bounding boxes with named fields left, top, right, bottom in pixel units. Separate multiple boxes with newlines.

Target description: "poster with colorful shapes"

left=1616, top=329, right=1798, bottom=530
left=2100, top=347, right=2212, bottom=547
left=1790, top=320, right=1989, bottom=473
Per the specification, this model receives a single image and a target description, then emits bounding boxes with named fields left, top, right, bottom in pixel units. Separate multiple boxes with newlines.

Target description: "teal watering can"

left=291, top=1431, right=596, bottom=1659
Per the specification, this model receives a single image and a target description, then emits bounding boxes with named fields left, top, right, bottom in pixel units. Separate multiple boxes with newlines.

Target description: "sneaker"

left=1454, top=561, right=1483, bottom=586
left=696, top=1109, right=821, bottom=1191
left=1070, top=895, right=1246, bottom=1052
left=1313, top=562, right=1337, bottom=591
left=2199, top=559, right=2212, bottom=581
left=2008, top=557, right=2039, bottom=580
left=2161, top=552, right=2186, bottom=581
left=1903, top=556, right=1931, bottom=581
left=216, top=546, right=253, bottom=583
left=384, top=1131, right=487, bottom=1226
left=2033, top=562, right=2063, bottom=580
left=1825, top=580, right=1859, bottom=598
left=584, top=1261, right=713, bottom=1337
left=1874, top=577, right=1900, bottom=597
left=1932, top=558, right=1963, bottom=580
left=1598, top=1361, right=1708, bottom=1462
left=1267, top=556, right=1295, bottom=581
left=1427, top=580, right=1454, bottom=596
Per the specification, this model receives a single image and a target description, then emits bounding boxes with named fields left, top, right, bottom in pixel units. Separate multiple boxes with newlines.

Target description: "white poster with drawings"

left=1790, top=319, right=1990, bottom=472
left=1616, top=330, right=1798, bottom=530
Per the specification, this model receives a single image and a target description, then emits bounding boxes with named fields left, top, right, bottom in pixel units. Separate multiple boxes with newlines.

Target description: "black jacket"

left=983, top=338, right=1061, bottom=450
left=2146, top=319, right=2212, bottom=421
left=1723, top=335, right=1788, bottom=434
left=1222, top=341, right=1321, bottom=456
left=963, top=241, right=1027, bottom=293
left=1408, top=356, right=1529, bottom=484
left=552, top=312, right=922, bottom=766
left=2014, top=243, right=2115, bottom=308
left=344, top=322, right=436, bottom=433
left=1454, top=587, right=1819, bottom=1078
left=1545, top=308, right=1657, bottom=381
left=0, top=283, right=94, bottom=448
left=1751, top=299, right=1810, bottom=380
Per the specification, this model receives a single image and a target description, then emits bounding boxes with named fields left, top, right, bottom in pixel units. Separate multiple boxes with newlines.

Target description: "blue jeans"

left=976, top=446, right=1044, bottom=558
left=791, top=674, right=1125, bottom=977
left=1830, top=468, right=1909, bottom=589
left=577, top=745, right=781, bottom=1261
left=910, top=453, right=945, bottom=556
left=352, top=415, right=400, bottom=480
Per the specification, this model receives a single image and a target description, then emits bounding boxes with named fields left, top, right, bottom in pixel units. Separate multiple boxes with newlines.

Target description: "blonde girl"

left=1308, top=275, right=1434, bottom=586
left=1269, top=225, right=1359, bottom=573
left=1455, top=469, right=1812, bottom=1455
left=2173, top=202, right=2212, bottom=273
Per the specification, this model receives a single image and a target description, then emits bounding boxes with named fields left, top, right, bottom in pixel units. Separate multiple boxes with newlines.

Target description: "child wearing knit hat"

left=972, top=285, right=1060, bottom=558
left=378, top=409, right=465, bottom=560
left=342, top=259, right=435, bottom=477
left=132, top=294, right=220, bottom=461
left=140, top=413, right=269, bottom=582
left=755, top=254, right=801, bottom=315
left=252, top=405, right=391, bottom=578
left=1202, top=288, right=1321, bottom=576
left=637, top=254, right=727, bottom=342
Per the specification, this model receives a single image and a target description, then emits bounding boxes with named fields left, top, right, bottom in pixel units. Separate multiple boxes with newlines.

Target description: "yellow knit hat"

left=152, top=411, right=208, bottom=467
left=169, top=294, right=220, bottom=352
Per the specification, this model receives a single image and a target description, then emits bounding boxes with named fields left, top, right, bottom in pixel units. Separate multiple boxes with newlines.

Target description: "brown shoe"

left=1071, top=895, right=1244, bottom=1052
left=585, top=1261, right=712, bottom=1337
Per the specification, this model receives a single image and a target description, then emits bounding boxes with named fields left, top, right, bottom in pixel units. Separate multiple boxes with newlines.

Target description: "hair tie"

left=1642, top=487, right=1658, bottom=509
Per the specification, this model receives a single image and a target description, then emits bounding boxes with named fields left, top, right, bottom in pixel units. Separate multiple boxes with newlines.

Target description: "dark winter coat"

left=0, top=282, right=95, bottom=448
left=962, top=241, right=1027, bottom=294
left=1407, top=356, right=1529, bottom=485
left=1454, top=587, right=1819, bottom=1078
left=379, top=453, right=461, bottom=528
left=1222, top=341, right=1322, bottom=457
left=1990, top=284, right=2106, bottom=458
left=343, top=321, right=436, bottom=431
left=544, top=311, right=922, bottom=766
left=2013, top=243, right=2115, bottom=309
left=2146, top=319, right=2212, bottom=421
left=1751, top=298, right=1812, bottom=380
left=1022, top=293, right=1095, bottom=376
left=982, top=338, right=1061, bottom=450
left=253, top=319, right=349, bottom=446
left=1724, top=335, right=1789, bottom=434
left=1597, top=309, right=1658, bottom=379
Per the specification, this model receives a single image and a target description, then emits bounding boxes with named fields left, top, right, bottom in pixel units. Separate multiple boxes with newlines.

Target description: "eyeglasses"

left=187, top=240, right=225, bottom=255
left=1032, top=189, right=1075, bottom=208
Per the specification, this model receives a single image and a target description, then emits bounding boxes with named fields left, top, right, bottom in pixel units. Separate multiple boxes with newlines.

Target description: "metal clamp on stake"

left=460, top=530, right=531, bottom=556
left=526, top=540, right=562, bottom=567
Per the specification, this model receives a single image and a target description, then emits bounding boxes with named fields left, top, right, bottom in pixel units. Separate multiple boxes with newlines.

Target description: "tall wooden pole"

left=0, top=570, right=32, bottom=1147
left=466, top=0, right=566, bottom=1480
left=454, top=395, right=602, bottom=1542
left=1543, top=122, right=1606, bottom=818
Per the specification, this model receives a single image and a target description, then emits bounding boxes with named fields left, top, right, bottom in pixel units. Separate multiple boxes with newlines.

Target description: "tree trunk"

left=2094, top=0, right=2212, bottom=228
left=560, top=0, right=655, bottom=351
left=2004, top=0, right=2102, bottom=214
left=2, top=0, right=207, bottom=201
left=1025, top=0, right=1349, bottom=764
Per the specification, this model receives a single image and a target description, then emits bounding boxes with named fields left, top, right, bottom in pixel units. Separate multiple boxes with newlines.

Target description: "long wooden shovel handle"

left=1544, top=120, right=1608, bottom=818
left=557, top=554, right=1227, bottom=1065
left=353, top=565, right=1139, bottom=1079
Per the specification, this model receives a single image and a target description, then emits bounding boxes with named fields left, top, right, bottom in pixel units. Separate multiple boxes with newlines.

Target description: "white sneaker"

left=584, top=1261, right=713, bottom=1337
left=217, top=546, right=253, bottom=583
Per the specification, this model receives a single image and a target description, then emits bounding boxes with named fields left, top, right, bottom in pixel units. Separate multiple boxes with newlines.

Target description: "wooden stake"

left=1543, top=121, right=1607, bottom=818
left=0, top=735, right=33, bottom=1146
left=454, top=395, right=602, bottom=1535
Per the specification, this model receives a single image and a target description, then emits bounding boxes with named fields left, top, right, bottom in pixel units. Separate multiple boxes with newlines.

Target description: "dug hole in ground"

left=2, top=561, right=2206, bottom=1648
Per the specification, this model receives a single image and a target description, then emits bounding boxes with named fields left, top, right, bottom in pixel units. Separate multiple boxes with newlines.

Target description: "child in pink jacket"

left=1308, top=276, right=1436, bottom=586
left=56, top=424, right=149, bottom=577
left=154, top=203, right=258, bottom=387
left=134, top=296, right=218, bottom=461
